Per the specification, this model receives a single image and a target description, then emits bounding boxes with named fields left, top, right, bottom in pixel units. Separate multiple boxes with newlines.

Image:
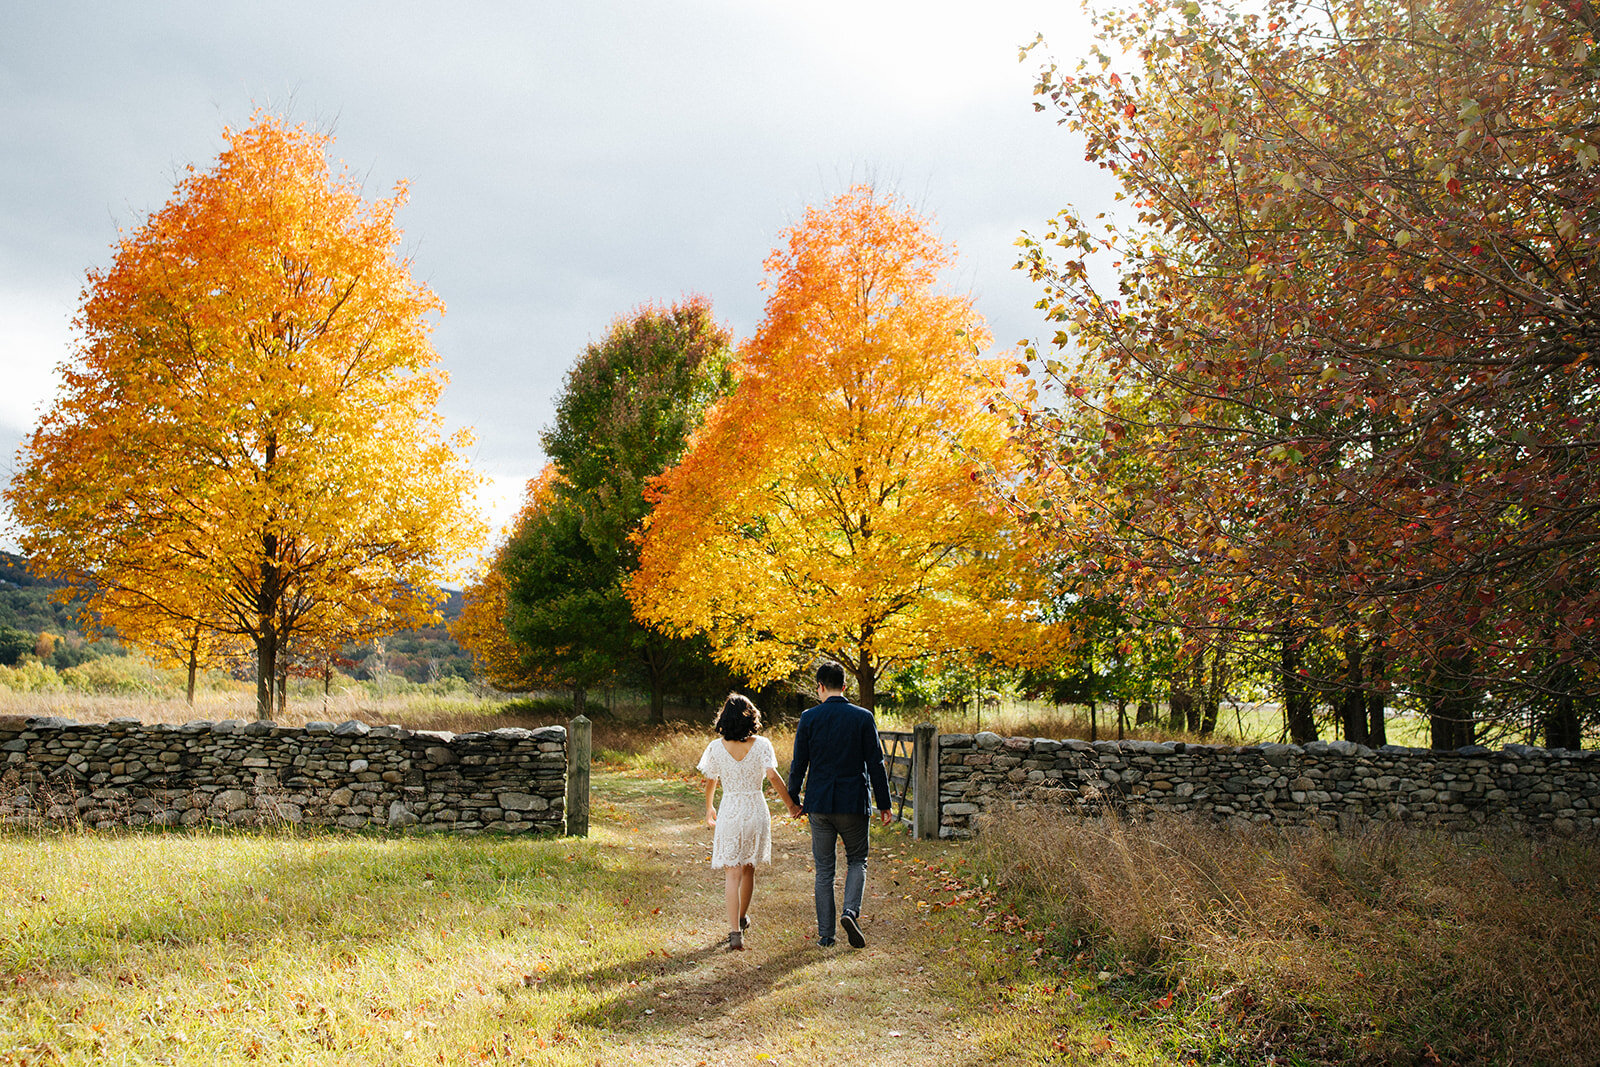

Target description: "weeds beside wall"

left=0, top=716, right=566, bottom=833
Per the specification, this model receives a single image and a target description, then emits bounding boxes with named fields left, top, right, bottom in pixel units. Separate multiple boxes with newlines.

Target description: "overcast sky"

left=1, top=1, right=1113, bottom=548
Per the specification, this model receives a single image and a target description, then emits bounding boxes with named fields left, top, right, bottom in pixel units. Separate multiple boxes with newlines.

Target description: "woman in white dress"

left=699, top=693, right=800, bottom=950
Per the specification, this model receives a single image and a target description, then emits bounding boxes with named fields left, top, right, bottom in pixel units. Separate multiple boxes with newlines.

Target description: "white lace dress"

left=698, top=736, right=777, bottom=868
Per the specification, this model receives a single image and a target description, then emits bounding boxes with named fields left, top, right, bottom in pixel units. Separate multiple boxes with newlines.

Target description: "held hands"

left=786, top=802, right=803, bottom=819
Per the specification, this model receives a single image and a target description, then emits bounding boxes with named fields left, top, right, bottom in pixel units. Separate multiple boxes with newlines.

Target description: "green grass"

left=0, top=827, right=655, bottom=1065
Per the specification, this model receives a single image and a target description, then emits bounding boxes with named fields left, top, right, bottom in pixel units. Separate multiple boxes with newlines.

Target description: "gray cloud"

left=1, top=0, right=1109, bottom=537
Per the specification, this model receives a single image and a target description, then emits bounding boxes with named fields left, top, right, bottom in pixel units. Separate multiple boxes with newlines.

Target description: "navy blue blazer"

left=786, top=695, right=892, bottom=816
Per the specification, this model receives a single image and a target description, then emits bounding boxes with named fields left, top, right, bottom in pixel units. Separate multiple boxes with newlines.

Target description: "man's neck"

left=818, top=689, right=845, bottom=700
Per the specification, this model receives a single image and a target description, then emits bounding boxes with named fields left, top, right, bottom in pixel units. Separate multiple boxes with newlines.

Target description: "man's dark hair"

left=714, top=692, right=761, bottom=741
left=815, top=660, right=847, bottom=691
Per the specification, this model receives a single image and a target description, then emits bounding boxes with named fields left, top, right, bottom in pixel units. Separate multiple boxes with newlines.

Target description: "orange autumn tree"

left=629, top=187, right=1047, bottom=708
left=6, top=112, right=482, bottom=719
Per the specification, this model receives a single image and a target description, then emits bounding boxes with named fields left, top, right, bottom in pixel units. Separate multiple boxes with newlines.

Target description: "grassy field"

left=0, top=681, right=1441, bottom=750
left=3, top=716, right=1597, bottom=1066
left=0, top=769, right=1110, bottom=1067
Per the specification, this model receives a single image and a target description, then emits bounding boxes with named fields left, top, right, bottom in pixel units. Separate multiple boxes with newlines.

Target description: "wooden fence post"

left=913, top=721, right=938, bottom=840
left=566, top=714, right=591, bottom=837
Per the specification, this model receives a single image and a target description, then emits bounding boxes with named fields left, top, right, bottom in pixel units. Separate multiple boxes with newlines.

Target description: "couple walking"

left=697, top=660, right=892, bottom=951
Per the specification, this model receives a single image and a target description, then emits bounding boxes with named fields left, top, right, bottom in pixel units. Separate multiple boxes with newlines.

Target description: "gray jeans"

left=809, top=811, right=869, bottom=941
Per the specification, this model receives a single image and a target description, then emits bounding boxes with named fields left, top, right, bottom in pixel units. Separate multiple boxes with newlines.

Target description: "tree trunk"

left=1340, top=632, right=1368, bottom=745
left=855, top=647, right=877, bottom=713
left=1184, top=652, right=1203, bottom=733
left=276, top=655, right=288, bottom=720
left=254, top=628, right=276, bottom=722
left=1542, top=662, right=1582, bottom=750
left=1545, top=691, right=1580, bottom=750
left=1427, top=648, right=1476, bottom=750
left=323, top=662, right=332, bottom=717
left=573, top=684, right=587, bottom=718
left=1169, top=688, right=1193, bottom=734
left=254, top=459, right=282, bottom=722
left=643, top=640, right=672, bottom=725
left=1199, top=642, right=1225, bottom=738
left=1366, top=638, right=1388, bottom=747
left=1135, top=699, right=1154, bottom=724
left=185, top=628, right=199, bottom=707
left=1116, top=696, right=1126, bottom=741
left=1088, top=699, right=1098, bottom=743
left=1281, top=623, right=1318, bottom=744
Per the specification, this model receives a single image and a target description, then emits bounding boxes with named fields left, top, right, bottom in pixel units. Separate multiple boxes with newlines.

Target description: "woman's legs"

left=738, top=865, right=755, bottom=923
left=723, top=864, right=757, bottom=941
left=724, top=867, right=744, bottom=934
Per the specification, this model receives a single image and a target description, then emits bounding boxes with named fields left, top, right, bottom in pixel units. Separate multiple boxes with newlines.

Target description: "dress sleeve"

left=697, top=741, right=719, bottom=780
left=760, top=736, right=777, bottom=772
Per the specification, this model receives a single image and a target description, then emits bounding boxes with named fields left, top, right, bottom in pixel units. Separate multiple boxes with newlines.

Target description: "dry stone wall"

left=0, top=716, right=566, bottom=834
left=937, top=732, right=1599, bottom=838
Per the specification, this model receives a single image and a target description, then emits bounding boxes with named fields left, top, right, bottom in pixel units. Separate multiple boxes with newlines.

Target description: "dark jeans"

left=809, top=811, right=869, bottom=941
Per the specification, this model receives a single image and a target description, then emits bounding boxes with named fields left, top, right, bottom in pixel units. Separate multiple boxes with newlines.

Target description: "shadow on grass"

left=563, top=941, right=832, bottom=1032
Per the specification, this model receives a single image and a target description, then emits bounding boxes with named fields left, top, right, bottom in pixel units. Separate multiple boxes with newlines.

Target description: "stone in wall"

left=932, top=731, right=1599, bottom=839
left=0, top=717, right=568, bottom=835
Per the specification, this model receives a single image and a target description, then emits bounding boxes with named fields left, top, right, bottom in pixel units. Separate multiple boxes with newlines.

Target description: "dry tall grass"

left=977, top=809, right=1600, bottom=1064
left=590, top=721, right=797, bottom=778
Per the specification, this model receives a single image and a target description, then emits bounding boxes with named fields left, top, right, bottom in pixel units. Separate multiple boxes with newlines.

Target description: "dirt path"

left=574, top=769, right=1003, bottom=1066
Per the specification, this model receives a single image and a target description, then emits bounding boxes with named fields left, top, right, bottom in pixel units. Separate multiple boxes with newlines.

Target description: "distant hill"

left=0, top=551, right=474, bottom=683
left=0, top=551, right=89, bottom=636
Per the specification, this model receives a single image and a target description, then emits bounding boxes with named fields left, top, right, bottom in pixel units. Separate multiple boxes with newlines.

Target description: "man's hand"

left=788, top=803, right=804, bottom=819
left=878, top=809, right=893, bottom=827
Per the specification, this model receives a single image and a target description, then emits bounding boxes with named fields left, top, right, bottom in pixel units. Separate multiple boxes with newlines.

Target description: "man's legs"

left=835, top=813, right=870, bottom=923
left=809, top=813, right=840, bottom=943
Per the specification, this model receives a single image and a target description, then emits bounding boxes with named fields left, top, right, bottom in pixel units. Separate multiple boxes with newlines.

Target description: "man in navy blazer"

left=786, top=660, right=892, bottom=948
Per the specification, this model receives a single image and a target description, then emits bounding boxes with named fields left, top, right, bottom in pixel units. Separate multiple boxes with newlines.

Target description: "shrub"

left=0, top=659, right=64, bottom=693
left=61, top=655, right=166, bottom=695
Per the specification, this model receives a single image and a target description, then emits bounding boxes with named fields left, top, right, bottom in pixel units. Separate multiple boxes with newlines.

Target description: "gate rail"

left=878, top=723, right=938, bottom=839
left=880, top=730, right=914, bottom=825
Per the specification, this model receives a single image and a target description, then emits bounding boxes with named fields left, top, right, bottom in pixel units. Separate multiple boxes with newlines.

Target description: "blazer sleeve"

left=863, top=716, right=892, bottom=813
left=786, top=715, right=811, bottom=806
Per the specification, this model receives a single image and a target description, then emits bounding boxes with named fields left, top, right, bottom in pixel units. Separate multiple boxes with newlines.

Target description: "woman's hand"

left=705, top=813, right=717, bottom=828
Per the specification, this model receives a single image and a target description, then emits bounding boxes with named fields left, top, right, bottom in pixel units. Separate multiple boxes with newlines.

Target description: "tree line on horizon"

left=5, top=0, right=1595, bottom=746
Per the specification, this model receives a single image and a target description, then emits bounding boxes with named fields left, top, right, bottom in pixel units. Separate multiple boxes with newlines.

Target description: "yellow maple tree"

left=5, top=112, right=483, bottom=718
left=628, top=187, right=1050, bottom=708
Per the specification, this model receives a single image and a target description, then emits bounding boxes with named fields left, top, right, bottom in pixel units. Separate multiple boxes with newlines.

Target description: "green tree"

left=502, top=299, right=734, bottom=721
left=0, top=627, right=33, bottom=667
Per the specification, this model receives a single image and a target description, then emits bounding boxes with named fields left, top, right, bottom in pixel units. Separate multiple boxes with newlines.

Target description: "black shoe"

left=841, top=913, right=866, bottom=949
left=728, top=931, right=744, bottom=951
left=817, top=937, right=836, bottom=948
left=740, top=915, right=750, bottom=932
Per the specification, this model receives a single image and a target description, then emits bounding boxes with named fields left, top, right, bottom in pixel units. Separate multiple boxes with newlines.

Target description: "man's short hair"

left=815, top=660, right=847, bottom=691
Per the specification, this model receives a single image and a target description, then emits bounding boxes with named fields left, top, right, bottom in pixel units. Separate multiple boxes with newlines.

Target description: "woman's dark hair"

left=715, top=692, right=761, bottom=741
